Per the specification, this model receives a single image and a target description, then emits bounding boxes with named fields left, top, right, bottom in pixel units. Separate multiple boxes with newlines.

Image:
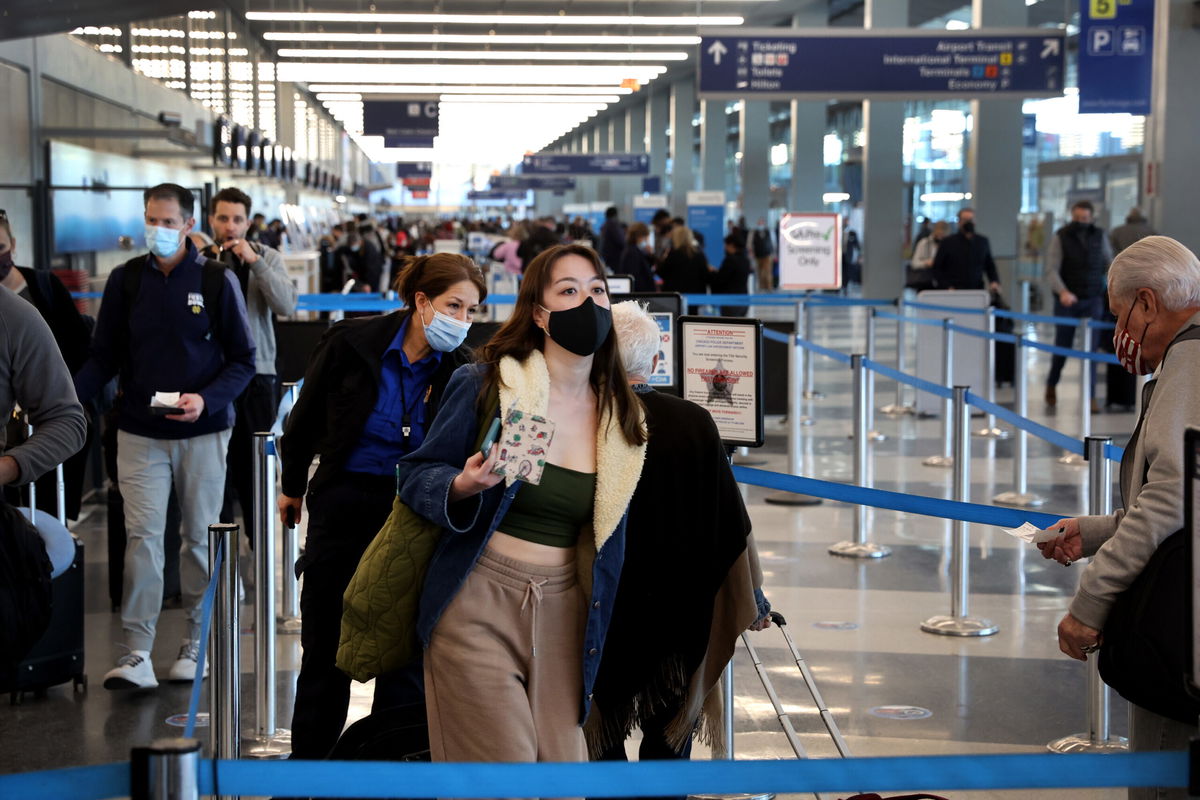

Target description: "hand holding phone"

left=479, top=417, right=501, bottom=458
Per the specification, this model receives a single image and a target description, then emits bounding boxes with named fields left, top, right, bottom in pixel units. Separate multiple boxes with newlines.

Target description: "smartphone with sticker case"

left=491, top=406, right=555, bottom=485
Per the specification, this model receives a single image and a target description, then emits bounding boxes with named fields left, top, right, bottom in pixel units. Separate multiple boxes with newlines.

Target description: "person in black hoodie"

left=618, top=222, right=656, bottom=293
left=278, top=253, right=487, bottom=760
left=710, top=234, right=752, bottom=317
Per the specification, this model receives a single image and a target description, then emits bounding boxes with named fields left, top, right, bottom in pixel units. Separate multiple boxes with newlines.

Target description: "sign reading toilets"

left=778, top=213, right=842, bottom=290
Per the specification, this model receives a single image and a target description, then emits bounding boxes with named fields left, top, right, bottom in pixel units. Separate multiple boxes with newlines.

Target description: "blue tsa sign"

left=522, top=153, right=650, bottom=175
left=699, top=28, right=1065, bottom=100
left=363, top=100, right=439, bottom=146
left=1078, top=0, right=1154, bottom=115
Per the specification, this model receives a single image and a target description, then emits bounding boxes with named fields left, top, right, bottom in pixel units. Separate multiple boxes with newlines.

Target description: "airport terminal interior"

left=2, top=0, right=1199, bottom=798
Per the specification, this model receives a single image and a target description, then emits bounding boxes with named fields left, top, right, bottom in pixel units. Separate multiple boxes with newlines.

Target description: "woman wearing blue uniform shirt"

left=277, top=253, right=486, bottom=759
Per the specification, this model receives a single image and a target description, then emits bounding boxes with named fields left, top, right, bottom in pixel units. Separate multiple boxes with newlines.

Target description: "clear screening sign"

left=1078, top=0, right=1154, bottom=115
left=778, top=213, right=842, bottom=290
left=699, top=28, right=1066, bottom=100
left=679, top=317, right=764, bottom=447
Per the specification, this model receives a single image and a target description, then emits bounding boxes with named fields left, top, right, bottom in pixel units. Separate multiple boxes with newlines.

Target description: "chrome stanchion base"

left=243, top=730, right=292, bottom=759
left=922, top=455, right=954, bottom=468
left=764, top=491, right=823, bottom=506
left=803, top=390, right=824, bottom=400
left=972, top=426, right=1010, bottom=439
left=276, top=616, right=302, bottom=634
left=828, top=541, right=892, bottom=559
left=779, top=416, right=816, bottom=428
left=1046, top=733, right=1129, bottom=754
left=920, top=615, right=999, bottom=637
left=1059, top=452, right=1087, bottom=467
left=992, top=490, right=1047, bottom=508
left=868, top=430, right=887, bottom=442
left=879, top=403, right=916, bottom=416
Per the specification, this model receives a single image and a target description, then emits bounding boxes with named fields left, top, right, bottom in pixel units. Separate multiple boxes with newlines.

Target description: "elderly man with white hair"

left=1039, top=235, right=1200, bottom=799
left=588, top=301, right=768, bottom=782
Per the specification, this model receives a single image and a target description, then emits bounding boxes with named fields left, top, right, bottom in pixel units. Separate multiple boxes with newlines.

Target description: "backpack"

left=117, top=255, right=227, bottom=388
left=0, top=495, right=53, bottom=670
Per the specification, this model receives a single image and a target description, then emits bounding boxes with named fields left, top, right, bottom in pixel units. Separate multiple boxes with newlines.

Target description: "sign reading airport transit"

left=679, top=316, right=764, bottom=448
left=1078, top=0, right=1154, bottom=115
left=778, top=213, right=842, bottom=290
left=491, top=175, right=577, bottom=191
left=522, top=153, right=650, bottom=175
left=699, top=28, right=1066, bottom=100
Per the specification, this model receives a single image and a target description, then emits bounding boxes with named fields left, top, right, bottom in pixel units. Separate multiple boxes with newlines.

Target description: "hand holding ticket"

left=1002, top=521, right=1062, bottom=544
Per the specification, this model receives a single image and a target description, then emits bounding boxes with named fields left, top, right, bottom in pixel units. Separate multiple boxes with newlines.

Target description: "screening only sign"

left=778, top=213, right=842, bottom=290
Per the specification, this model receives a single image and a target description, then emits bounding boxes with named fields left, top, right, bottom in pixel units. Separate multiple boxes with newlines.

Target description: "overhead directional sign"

left=364, top=99, right=439, bottom=147
left=699, top=28, right=1066, bottom=100
left=522, top=153, right=650, bottom=175
left=467, top=189, right=524, bottom=202
left=1078, top=0, right=1154, bottom=115
left=491, top=175, right=577, bottom=191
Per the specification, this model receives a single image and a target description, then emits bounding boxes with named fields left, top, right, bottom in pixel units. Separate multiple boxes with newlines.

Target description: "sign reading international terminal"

left=778, top=213, right=842, bottom=290
left=521, top=153, right=650, bottom=175
left=679, top=317, right=764, bottom=448
left=699, top=28, right=1066, bottom=100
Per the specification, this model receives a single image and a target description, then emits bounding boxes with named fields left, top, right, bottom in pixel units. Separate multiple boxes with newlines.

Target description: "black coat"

left=657, top=248, right=710, bottom=295
left=600, top=220, right=626, bottom=268
left=932, top=232, right=999, bottom=290
left=710, top=252, right=751, bottom=317
left=15, top=267, right=92, bottom=374
left=279, top=311, right=470, bottom=499
left=618, top=244, right=656, bottom=293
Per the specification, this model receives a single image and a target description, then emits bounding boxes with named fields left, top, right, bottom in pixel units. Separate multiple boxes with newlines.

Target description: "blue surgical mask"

left=145, top=224, right=182, bottom=260
left=421, top=307, right=471, bottom=352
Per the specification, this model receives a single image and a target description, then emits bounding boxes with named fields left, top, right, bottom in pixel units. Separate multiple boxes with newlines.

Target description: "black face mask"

left=541, top=296, right=613, bottom=357
left=0, top=250, right=13, bottom=282
left=961, top=221, right=976, bottom=234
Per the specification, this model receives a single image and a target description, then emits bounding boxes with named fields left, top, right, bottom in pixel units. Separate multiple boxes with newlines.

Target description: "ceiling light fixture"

left=311, top=85, right=635, bottom=95
left=276, top=48, right=688, bottom=62
left=276, top=63, right=666, bottom=84
left=265, top=32, right=700, bottom=46
left=249, top=11, right=741, bottom=26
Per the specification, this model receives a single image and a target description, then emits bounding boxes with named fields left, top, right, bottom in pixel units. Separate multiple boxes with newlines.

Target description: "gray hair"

left=1108, top=235, right=1200, bottom=311
left=611, top=300, right=660, bottom=379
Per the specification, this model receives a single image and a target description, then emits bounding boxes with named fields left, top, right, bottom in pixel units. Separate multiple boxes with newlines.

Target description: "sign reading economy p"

left=778, top=213, right=842, bottom=290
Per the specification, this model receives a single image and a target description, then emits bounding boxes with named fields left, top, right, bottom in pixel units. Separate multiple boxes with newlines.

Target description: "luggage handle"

left=23, top=416, right=70, bottom=528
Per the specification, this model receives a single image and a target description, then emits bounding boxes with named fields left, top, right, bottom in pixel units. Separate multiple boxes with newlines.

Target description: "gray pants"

left=1129, top=702, right=1196, bottom=800
left=116, top=428, right=231, bottom=651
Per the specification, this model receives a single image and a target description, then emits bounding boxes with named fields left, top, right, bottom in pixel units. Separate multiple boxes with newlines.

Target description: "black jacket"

left=710, top=252, right=751, bottom=296
left=932, top=232, right=999, bottom=290
left=15, top=267, right=92, bottom=375
left=600, top=220, right=626, bottom=268
left=618, top=244, right=656, bottom=293
left=518, top=226, right=561, bottom=270
left=658, top=248, right=710, bottom=295
left=279, top=311, right=470, bottom=498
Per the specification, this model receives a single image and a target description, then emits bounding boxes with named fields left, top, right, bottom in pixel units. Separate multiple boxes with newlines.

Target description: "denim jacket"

left=397, top=354, right=646, bottom=723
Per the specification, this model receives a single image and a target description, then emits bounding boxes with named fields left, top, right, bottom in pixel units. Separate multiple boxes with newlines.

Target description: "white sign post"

left=778, top=212, right=842, bottom=290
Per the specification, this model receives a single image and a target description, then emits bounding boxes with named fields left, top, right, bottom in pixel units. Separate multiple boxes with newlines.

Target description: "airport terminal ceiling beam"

left=0, top=0, right=223, bottom=41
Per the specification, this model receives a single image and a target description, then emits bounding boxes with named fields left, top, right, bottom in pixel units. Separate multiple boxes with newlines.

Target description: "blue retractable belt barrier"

left=861, top=357, right=954, bottom=401
left=732, top=466, right=1062, bottom=529
left=1, top=751, right=1184, bottom=799
left=70, top=291, right=103, bottom=300
left=1023, top=338, right=1120, bottom=365
left=945, top=321, right=1018, bottom=345
left=903, top=300, right=987, bottom=316
left=681, top=294, right=805, bottom=306
left=762, top=328, right=791, bottom=345
left=794, top=337, right=853, bottom=365
left=994, top=307, right=1117, bottom=330
left=184, top=536, right=223, bottom=739
left=965, top=391, right=1084, bottom=456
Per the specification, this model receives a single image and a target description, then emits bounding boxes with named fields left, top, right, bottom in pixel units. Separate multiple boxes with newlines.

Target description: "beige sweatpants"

left=425, top=548, right=587, bottom=764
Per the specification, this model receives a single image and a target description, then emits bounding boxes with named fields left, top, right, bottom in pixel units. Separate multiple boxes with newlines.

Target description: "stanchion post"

left=766, top=303, right=822, bottom=506
left=920, top=387, right=998, bottom=637
left=1048, top=435, right=1129, bottom=753
left=803, top=301, right=823, bottom=400
left=994, top=334, right=1046, bottom=507
left=723, top=659, right=735, bottom=760
left=1019, top=279, right=1031, bottom=317
left=830, top=355, right=891, bottom=559
left=922, top=318, right=955, bottom=468
left=278, top=383, right=301, bottom=634
left=208, top=523, right=241, bottom=772
left=864, top=308, right=885, bottom=441
left=974, top=308, right=1009, bottom=439
left=245, top=433, right=291, bottom=758
left=1059, top=319, right=1090, bottom=466
left=55, top=462, right=67, bottom=526
left=880, top=300, right=915, bottom=416
left=130, top=738, right=201, bottom=800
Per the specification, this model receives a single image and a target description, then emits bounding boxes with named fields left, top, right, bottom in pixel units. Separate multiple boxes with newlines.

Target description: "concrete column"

left=627, top=100, right=647, bottom=154
left=670, top=78, right=697, bottom=216
left=646, top=86, right=670, bottom=210
left=1144, top=0, right=1200, bottom=253
left=611, top=113, right=630, bottom=215
left=700, top=99, right=726, bottom=196
left=969, top=0, right=1027, bottom=289
left=789, top=2, right=828, bottom=211
left=860, top=0, right=908, bottom=299
left=740, top=100, right=770, bottom=229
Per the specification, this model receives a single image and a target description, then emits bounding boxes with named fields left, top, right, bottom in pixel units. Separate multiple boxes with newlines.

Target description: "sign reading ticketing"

left=699, top=28, right=1066, bottom=100
left=522, top=153, right=650, bottom=175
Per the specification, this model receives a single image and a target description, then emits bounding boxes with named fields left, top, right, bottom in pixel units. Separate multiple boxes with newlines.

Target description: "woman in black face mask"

left=393, top=243, right=647, bottom=767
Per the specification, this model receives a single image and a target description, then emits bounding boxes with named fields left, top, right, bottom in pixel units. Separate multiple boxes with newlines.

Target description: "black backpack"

left=0, top=496, right=53, bottom=670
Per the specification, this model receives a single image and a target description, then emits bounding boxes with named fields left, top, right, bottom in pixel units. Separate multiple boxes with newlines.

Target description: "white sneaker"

left=103, top=650, right=158, bottom=690
left=168, top=640, right=210, bottom=682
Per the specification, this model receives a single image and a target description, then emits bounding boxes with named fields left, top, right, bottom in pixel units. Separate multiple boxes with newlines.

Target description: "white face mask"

left=145, top=224, right=183, bottom=260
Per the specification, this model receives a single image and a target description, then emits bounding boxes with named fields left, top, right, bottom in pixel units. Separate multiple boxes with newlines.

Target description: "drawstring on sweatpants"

left=520, top=578, right=548, bottom=657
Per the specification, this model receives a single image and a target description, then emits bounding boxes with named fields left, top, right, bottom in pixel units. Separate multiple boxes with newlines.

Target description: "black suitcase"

left=327, top=702, right=430, bottom=762
left=1, top=538, right=88, bottom=703
left=994, top=314, right=1015, bottom=387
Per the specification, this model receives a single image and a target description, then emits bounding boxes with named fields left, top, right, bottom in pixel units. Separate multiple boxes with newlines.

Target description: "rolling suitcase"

left=1, top=464, right=88, bottom=704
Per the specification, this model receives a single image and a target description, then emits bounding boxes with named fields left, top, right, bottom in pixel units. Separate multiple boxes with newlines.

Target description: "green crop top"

left=497, top=463, right=596, bottom=548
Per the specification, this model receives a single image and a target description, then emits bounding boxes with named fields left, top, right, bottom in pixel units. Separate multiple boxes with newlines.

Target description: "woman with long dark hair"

left=396, top=243, right=646, bottom=764
left=278, top=252, right=486, bottom=759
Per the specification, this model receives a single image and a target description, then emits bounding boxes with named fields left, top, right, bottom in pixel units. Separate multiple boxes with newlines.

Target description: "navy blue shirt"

left=74, top=241, right=256, bottom=439
left=343, top=316, right=443, bottom=476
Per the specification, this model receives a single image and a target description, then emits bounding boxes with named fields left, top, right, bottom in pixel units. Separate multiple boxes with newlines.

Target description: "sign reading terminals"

left=678, top=316, right=764, bottom=447
left=699, top=28, right=1066, bottom=100
left=778, top=213, right=842, bottom=290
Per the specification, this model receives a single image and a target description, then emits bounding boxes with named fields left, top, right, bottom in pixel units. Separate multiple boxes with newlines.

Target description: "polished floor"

left=0, top=302, right=1146, bottom=799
